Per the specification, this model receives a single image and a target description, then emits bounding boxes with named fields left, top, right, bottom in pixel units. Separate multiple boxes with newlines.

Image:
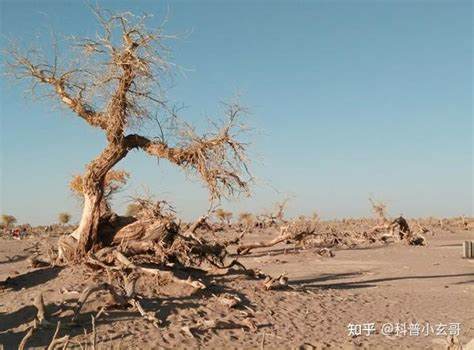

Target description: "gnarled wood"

left=74, top=142, right=129, bottom=254
left=7, top=8, right=252, bottom=257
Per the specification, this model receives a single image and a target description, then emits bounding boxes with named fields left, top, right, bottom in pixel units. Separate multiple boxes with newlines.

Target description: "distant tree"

left=6, top=8, right=251, bottom=255
left=58, top=212, right=71, bottom=225
left=214, top=209, right=233, bottom=225
left=369, top=198, right=388, bottom=225
left=238, top=212, right=254, bottom=228
left=274, top=198, right=289, bottom=223
left=2, top=215, right=17, bottom=228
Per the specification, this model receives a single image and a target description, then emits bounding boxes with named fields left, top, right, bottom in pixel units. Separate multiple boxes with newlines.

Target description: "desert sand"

left=0, top=226, right=473, bottom=349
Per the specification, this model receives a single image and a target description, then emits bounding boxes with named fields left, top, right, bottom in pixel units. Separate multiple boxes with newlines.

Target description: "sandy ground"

left=0, top=228, right=473, bottom=349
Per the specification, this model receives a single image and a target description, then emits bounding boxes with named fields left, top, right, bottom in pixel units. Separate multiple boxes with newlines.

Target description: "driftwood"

left=262, top=273, right=288, bottom=290
left=237, top=219, right=317, bottom=255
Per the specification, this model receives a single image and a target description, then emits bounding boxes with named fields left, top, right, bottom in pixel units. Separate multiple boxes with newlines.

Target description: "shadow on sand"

left=0, top=267, right=265, bottom=349
left=0, top=266, right=62, bottom=291
left=289, top=272, right=474, bottom=290
left=0, top=254, right=30, bottom=265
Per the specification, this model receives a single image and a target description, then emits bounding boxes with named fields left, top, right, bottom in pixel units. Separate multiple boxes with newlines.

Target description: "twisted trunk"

left=73, top=141, right=129, bottom=255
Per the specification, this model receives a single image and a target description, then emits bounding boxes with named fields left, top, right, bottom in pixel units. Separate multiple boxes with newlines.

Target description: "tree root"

left=51, top=208, right=259, bottom=341
left=19, top=293, right=63, bottom=349
left=71, top=279, right=163, bottom=329
left=18, top=326, right=35, bottom=350
left=73, top=283, right=125, bottom=322
left=46, top=321, right=69, bottom=350
left=34, top=293, right=53, bottom=326
left=113, top=250, right=206, bottom=289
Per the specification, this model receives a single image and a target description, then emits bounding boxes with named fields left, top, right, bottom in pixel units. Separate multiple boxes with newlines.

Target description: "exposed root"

left=46, top=321, right=70, bottom=350
left=19, top=294, right=65, bottom=349
left=73, top=283, right=124, bottom=322
left=113, top=250, right=206, bottom=289
left=34, top=293, right=53, bottom=326
left=18, top=326, right=35, bottom=350
left=91, top=315, right=97, bottom=350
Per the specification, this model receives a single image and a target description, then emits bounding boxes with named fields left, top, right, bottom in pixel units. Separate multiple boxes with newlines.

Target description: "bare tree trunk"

left=74, top=142, right=129, bottom=255
left=76, top=189, right=104, bottom=254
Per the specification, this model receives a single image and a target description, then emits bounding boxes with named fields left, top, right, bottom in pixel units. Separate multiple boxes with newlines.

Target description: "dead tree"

left=6, top=8, right=252, bottom=256
left=274, top=198, right=289, bottom=223
left=391, top=216, right=411, bottom=239
left=214, top=208, right=233, bottom=226
left=368, top=199, right=426, bottom=245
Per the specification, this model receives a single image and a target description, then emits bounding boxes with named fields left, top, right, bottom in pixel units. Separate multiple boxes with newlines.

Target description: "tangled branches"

left=126, top=102, right=252, bottom=200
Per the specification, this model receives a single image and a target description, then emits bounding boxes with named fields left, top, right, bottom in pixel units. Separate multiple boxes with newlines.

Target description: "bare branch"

left=125, top=104, right=252, bottom=199
left=5, top=46, right=107, bottom=129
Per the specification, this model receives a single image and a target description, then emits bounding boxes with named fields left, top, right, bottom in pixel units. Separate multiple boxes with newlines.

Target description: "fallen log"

left=237, top=219, right=317, bottom=255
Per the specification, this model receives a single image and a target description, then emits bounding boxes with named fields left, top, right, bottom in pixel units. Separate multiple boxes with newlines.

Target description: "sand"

left=0, top=228, right=473, bottom=349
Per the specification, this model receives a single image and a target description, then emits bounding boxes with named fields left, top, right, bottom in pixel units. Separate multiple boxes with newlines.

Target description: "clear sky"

left=0, top=0, right=472, bottom=225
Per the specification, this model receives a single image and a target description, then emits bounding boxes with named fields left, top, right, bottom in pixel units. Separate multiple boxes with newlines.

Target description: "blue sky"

left=0, top=0, right=472, bottom=225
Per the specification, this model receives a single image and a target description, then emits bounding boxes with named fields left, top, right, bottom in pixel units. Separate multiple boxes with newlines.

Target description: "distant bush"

left=58, top=212, right=71, bottom=225
left=214, top=209, right=233, bottom=224
left=2, top=214, right=17, bottom=228
left=238, top=212, right=254, bottom=228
